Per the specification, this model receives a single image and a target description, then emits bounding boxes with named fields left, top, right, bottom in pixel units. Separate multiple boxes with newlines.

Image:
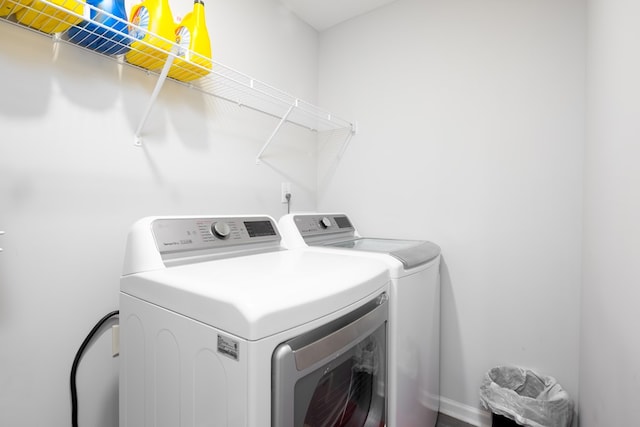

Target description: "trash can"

left=479, top=365, right=574, bottom=427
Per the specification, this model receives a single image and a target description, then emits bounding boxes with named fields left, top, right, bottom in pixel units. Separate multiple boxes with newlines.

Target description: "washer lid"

left=120, top=249, right=389, bottom=341
left=321, top=238, right=441, bottom=269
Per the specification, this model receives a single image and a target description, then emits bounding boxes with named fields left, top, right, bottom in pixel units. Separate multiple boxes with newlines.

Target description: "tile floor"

left=436, top=412, right=476, bottom=427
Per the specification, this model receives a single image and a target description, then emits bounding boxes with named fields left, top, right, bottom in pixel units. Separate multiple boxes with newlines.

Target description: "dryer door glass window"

left=298, top=332, right=385, bottom=427
left=272, top=296, right=388, bottom=427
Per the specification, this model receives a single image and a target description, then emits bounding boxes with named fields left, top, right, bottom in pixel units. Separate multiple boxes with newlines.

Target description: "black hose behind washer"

left=70, top=310, right=119, bottom=427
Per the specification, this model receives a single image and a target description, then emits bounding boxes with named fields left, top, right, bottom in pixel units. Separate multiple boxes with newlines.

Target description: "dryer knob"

left=211, top=222, right=231, bottom=239
left=319, top=217, right=332, bottom=229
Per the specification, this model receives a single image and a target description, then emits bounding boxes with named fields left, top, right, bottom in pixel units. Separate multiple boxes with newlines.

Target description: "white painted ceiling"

left=279, top=0, right=398, bottom=32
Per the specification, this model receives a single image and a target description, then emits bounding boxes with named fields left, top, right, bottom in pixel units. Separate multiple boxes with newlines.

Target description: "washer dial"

left=319, top=217, right=332, bottom=229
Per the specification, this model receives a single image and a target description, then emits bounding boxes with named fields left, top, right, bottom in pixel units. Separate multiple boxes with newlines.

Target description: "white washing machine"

left=279, top=213, right=441, bottom=427
left=119, top=215, right=391, bottom=427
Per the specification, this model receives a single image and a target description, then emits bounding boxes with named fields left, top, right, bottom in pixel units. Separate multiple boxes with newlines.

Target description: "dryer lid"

left=321, top=238, right=441, bottom=269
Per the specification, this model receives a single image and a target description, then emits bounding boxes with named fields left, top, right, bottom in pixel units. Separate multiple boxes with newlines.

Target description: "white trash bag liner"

left=479, top=366, right=573, bottom=427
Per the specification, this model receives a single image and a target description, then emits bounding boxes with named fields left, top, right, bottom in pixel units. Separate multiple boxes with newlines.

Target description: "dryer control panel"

left=152, top=216, right=280, bottom=255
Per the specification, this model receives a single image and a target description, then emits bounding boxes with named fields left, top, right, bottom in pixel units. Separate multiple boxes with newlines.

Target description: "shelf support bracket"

left=335, top=121, right=358, bottom=160
left=134, top=45, right=179, bottom=146
left=255, top=100, right=297, bottom=164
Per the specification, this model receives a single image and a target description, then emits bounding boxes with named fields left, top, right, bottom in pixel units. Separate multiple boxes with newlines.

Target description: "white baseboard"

left=439, top=396, right=492, bottom=427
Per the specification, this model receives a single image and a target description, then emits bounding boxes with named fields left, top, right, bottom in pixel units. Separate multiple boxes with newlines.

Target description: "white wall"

left=581, top=0, right=640, bottom=425
left=0, top=1, right=319, bottom=425
left=11, top=1, right=640, bottom=426
left=318, top=0, right=585, bottom=424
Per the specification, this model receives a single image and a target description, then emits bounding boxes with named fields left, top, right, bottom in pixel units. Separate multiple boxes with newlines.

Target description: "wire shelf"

left=0, top=0, right=355, bottom=160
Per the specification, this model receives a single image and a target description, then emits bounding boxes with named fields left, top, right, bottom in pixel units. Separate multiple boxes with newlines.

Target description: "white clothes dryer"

left=279, top=213, right=441, bottom=427
left=119, top=215, right=391, bottom=427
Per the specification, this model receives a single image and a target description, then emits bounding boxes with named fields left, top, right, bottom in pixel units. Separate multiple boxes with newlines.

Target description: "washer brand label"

left=217, top=335, right=239, bottom=361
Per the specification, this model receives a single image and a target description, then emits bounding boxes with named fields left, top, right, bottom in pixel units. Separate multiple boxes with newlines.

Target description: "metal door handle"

left=0, top=230, right=4, bottom=252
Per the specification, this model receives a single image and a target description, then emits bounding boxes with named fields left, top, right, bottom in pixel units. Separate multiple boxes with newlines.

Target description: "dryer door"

left=272, top=294, right=388, bottom=427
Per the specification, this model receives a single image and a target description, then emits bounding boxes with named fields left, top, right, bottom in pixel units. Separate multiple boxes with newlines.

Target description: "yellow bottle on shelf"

left=14, top=0, right=84, bottom=34
left=167, top=0, right=212, bottom=82
left=125, top=0, right=176, bottom=71
left=0, top=0, right=23, bottom=17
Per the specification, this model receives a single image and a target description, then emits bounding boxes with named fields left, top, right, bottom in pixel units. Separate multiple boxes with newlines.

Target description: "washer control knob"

left=319, top=217, right=332, bottom=229
left=211, top=222, right=231, bottom=239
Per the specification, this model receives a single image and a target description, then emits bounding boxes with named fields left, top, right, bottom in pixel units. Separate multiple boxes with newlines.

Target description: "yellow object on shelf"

left=125, top=0, right=176, bottom=71
left=167, top=0, right=211, bottom=82
left=14, top=0, right=84, bottom=34
left=0, top=0, right=24, bottom=17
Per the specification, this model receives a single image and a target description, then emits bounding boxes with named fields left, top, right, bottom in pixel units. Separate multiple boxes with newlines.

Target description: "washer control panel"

left=293, top=214, right=355, bottom=238
left=152, top=216, right=280, bottom=255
